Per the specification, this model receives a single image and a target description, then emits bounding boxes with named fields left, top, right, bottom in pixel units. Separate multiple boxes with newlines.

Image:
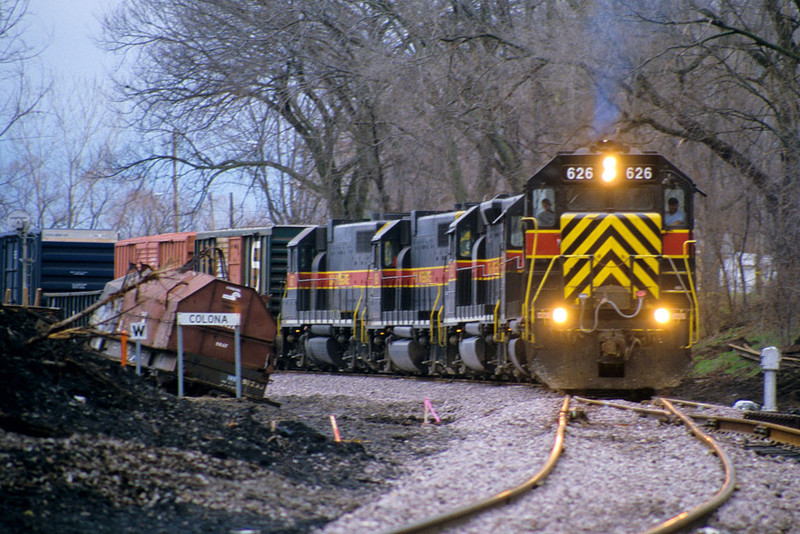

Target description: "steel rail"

left=574, top=396, right=800, bottom=448
left=386, top=395, right=571, bottom=534
left=642, top=398, right=736, bottom=534
left=697, top=415, right=800, bottom=447
left=659, top=397, right=727, bottom=410
left=573, top=396, right=671, bottom=417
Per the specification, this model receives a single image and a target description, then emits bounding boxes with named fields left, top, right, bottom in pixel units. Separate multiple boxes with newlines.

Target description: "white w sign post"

left=129, top=321, right=148, bottom=376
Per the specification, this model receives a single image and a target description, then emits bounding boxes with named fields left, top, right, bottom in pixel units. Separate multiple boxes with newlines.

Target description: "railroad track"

left=386, top=396, right=572, bottom=534
left=383, top=393, right=800, bottom=534
left=582, top=396, right=800, bottom=450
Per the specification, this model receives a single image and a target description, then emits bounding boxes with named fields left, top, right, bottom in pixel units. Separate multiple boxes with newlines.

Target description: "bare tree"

left=104, top=1, right=395, bottom=219
left=0, top=0, right=43, bottom=142
left=103, top=1, right=601, bottom=219
left=610, top=1, right=800, bottom=339
left=3, top=82, right=127, bottom=231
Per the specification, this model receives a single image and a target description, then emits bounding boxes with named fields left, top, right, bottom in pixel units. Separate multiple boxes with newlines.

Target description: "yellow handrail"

left=430, top=285, right=443, bottom=346
left=493, top=298, right=504, bottom=342
left=437, top=305, right=446, bottom=346
left=277, top=284, right=290, bottom=334
left=683, top=240, right=700, bottom=347
left=353, top=286, right=364, bottom=342
left=521, top=217, right=539, bottom=343
left=360, top=306, right=369, bottom=343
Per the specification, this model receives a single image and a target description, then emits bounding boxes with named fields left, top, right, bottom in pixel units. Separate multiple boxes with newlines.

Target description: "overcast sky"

left=16, top=0, right=259, bottom=228
left=27, top=0, right=120, bottom=83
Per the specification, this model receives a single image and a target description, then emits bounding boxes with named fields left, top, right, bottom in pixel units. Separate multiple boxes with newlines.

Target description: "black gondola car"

left=193, top=225, right=310, bottom=318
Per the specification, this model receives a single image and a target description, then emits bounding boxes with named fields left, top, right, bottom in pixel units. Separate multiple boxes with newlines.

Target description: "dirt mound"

left=0, top=306, right=377, bottom=533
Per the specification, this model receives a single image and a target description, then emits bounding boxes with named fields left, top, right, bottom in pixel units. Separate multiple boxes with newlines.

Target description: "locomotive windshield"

left=563, top=187, right=660, bottom=212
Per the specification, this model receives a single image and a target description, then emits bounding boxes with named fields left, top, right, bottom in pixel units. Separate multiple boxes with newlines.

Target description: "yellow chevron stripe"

left=595, top=260, right=632, bottom=287
left=630, top=214, right=662, bottom=250
left=565, top=259, right=592, bottom=297
left=561, top=213, right=661, bottom=300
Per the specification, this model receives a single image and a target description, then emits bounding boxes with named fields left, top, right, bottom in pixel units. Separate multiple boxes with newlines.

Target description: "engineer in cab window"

left=537, top=197, right=555, bottom=226
left=665, top=197, right=685, bottom=227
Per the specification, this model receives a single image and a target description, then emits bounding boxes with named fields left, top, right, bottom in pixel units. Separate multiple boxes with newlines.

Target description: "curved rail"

left=643, top=398, right=736, bottom=534
left=386, top=395, right=571, bottom=534
left=573, top=396, right=743, bottom=533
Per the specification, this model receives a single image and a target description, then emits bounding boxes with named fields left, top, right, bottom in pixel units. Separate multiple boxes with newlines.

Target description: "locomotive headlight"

left=552, top=307, right=568, bottom=324
left=602, top=156, right=617, bottom=182
left=654, top=308, right=670, bottom=324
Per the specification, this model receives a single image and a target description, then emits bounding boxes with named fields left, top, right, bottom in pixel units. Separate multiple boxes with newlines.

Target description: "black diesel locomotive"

left=279, top=141, right=702, bottom=391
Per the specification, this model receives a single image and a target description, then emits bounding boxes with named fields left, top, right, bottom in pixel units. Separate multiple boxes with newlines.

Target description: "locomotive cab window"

left=382, top=240, right=398, bottom=268
left=664, top=188, right=687, bottom=227
left=531, top=188, right=555, bottom=227
left=297, top=244, right=314, bottom=272
left=457, top=227, right=473, bottom=258
left=508, top=215, right=524, bottom=248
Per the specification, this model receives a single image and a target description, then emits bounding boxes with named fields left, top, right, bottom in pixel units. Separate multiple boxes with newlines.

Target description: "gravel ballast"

left=3, top=305, right=800, bottom=533
left=271, top=374, right=800, bottom=534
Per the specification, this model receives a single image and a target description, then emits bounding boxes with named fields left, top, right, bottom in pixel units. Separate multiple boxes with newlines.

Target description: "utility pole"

left=229, top=192, right=234, bottom=229
left=209, top=193, right=215, bottom=231
left=8, top=211, right=31, bottom=305
left=172, top=131, right=179, bottom=232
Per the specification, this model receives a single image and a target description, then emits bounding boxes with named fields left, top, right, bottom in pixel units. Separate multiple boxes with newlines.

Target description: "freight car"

left=114, top=231, right=197, bottom=278
left=90, top=268, right=276, bottom=398
left=192, top=226, right=310, bottom=318
left=279, top=141, right=702, bottom=391
left=0, top=228, right=117, bottom=325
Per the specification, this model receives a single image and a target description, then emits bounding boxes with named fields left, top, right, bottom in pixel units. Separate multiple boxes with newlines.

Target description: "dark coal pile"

left=0, top=306, right=435, bottom=533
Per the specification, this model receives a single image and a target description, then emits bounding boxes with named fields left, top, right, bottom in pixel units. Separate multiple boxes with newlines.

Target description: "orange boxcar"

left=114, top=232, right=197, bottom=278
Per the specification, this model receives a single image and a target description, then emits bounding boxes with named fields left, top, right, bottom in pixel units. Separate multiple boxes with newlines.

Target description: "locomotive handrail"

left=493, top=298, right=504, bottom=342
left=522, top=218, right=539, bottom=343
left=682, top=239, right=700, bottom=347
left=437, top=305, right=446, bottom=346
left=276, top=284, right=290, bottom=337
left=664, top=255, right=694, bottom=337
left=353, top=287, right=364, bottom=341
left=430, top=286, right=445, bottom=347
left=360, top=306, right=369, bottom=343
